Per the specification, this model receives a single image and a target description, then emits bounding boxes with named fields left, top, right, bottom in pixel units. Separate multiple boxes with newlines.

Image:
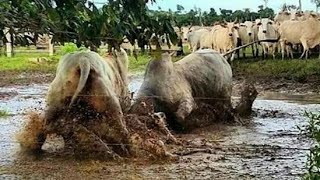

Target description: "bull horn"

left=234, top=17, right=238, bottom=23
left=223, top=19, right=228, bottom=24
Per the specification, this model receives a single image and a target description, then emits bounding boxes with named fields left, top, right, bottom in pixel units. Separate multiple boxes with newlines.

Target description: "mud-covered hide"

left=34, top=100, right=179, bottom=160
left=125, top=112, right=179, bottom=160
left=41, top=50, right=130, bottom=152
left=235, top=81, right=258, bottom=117
left=130, top=49, right=233, bottom=130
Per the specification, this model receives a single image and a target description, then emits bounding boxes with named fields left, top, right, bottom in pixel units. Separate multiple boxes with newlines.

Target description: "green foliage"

left=128, top=55, right=150, bottom=72
left=0, top=0, right=177, bottom=52
left=0, top=110, right=9, bottom=117
left=60, top=43, right=87, bottom=55
left=311, top=0, right=320, bottom=8
left=232, top=59, right=320, bottom=82
left=0, top=52, right=59, bottom=72
left=301, top=112, right=320, bottom=179
left=170, top=6, right=274, bottom=26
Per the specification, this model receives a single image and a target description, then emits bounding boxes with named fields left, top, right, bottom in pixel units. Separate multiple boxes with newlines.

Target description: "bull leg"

left=90, top=77, right=130, bottom=153
left=300, top=39, right=309, bottom=59
left=280, top=41, right=285, bottom=60
left=272, top=44, right=276, bottom=60
left=262, top=45, right=267, bottom=59
left=242, top=47, right=246, bottom=59
left=318, top=45, right=320, bottom=59
left=251, top=44, right=254, bottom=58
left=230, top=53, right=236, bottom=62
left=192, top=45, right=197, bottom=52
left=175, top=98, right=196, bottom=127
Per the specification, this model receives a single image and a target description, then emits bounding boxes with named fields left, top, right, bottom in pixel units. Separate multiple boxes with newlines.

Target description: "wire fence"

left=0, top=140, right=312, bottom=151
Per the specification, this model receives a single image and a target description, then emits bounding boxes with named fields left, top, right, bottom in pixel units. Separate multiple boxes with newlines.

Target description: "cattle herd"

left=124, top=9, right=320, bottom=60
left=22, top=46, right=258, bottom=159
left=19, top=8, right=320, bottom=160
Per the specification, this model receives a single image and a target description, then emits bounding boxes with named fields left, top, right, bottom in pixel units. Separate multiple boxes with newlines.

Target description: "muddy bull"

left=130, top=49, right=233, bottom=130
left=37, top=49, right=131, bottom=154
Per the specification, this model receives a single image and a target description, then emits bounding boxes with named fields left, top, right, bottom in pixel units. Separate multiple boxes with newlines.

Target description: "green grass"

left=232, top=58, right=320, bottom=82
left=0, top=53, right=60, bottom=73
left=128, top=55, right=150, bottom=73
left=1, top=46, right=320, bottom=83
left=0, top=110, right=9, bottom=117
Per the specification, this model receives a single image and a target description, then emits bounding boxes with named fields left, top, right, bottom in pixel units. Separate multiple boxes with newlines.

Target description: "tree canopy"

left=0, top=1, right=276, bottom=51
left=0, top=0, right=177, bottom=51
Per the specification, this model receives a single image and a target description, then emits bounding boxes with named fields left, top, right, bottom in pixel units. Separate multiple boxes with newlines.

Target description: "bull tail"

left=69, top=57, right=91, bottom=107
left=222, top=37, right=280, bottom=57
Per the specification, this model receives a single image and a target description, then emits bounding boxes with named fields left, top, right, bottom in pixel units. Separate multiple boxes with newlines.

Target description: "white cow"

left=212, top=21, right=239, bottom=61
left=238, top=21, right=258, bottom=58
left=257, top=18, right=280, bottom=59
left=187, top=28, right=210, bottom=52
left=199, top=25, right=222, bottom=49
left=279, top=16, right=320, bottom=59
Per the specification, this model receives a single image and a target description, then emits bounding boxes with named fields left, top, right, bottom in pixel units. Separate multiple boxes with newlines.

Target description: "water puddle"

left=0, top=79, right=319, bottom=179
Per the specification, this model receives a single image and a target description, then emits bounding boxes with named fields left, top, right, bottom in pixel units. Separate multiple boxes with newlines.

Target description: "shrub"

left=60, top=43, right=87, bottom=55
left=302, top=112, right=320, bottom=179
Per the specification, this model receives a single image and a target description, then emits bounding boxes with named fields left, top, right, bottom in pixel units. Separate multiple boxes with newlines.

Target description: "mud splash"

left=0, top=79, right=319, bottom=179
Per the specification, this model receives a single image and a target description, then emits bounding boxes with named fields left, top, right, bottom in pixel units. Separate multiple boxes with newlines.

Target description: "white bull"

left=257, top=18, right=280, bottom=59
left=238, top=21, right=258, bottom=58
left=279, top=16, right=320, bottom=59
left=212, top=21, right=239, bottom=61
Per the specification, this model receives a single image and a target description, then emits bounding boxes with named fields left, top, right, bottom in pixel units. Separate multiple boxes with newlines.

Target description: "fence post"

left=4, top=28, right=12, bottom=57
left=48, top=35, right=54, bottom=56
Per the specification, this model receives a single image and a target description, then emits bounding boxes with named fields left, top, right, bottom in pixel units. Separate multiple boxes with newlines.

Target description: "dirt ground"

left=0, top=73, right=318, bottom=179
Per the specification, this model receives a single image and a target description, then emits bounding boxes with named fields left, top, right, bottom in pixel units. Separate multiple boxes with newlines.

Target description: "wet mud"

left=0, top=76, right=319, bottom=179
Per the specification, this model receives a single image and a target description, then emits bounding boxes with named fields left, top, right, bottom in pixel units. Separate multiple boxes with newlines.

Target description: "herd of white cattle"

left=122, top=9, right=320, bottom=60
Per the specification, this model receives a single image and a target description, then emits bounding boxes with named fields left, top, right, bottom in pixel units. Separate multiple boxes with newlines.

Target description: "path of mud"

left=0, top=76, right=319, bottom=179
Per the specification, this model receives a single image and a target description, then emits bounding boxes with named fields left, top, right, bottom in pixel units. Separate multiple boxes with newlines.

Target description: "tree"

left=0, top=0, right=177, bottom=52
left=263, top=0, right=269, bottom=8
left=257, top=6, right=275, bottom=18
left=219, top=8, right=233, bottom=21
left=299, top=0, right=302, bottom=10
left=311, top=0, right=320, bottom=12
left=176, top=4, right=184, bottom=13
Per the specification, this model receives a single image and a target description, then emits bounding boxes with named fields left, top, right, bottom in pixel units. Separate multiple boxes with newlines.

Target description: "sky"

left=147, top=0, right=317, bottom=13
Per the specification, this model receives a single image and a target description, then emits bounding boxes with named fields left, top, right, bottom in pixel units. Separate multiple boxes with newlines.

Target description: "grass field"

left=1, top=45, right=320, bottom=83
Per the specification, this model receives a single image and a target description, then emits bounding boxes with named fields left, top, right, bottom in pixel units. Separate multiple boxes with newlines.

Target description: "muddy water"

left=0, top=79, right=319, bottom=179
